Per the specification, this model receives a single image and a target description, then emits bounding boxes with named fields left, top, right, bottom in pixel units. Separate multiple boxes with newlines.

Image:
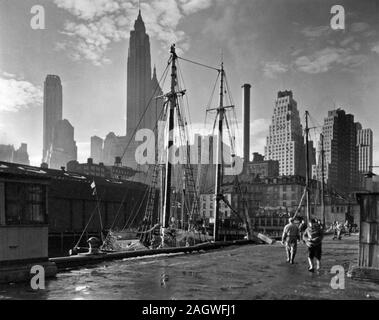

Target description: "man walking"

left=303, top=218, right=324, bottom=272
left=281, top=217, right=300, bottom=264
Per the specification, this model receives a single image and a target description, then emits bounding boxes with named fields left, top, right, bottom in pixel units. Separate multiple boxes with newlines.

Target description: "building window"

left=5, top=182, right=47, bottom=225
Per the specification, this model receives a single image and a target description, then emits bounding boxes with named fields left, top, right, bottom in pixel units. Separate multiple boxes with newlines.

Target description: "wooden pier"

left=50, top=239, right=256, bottom=271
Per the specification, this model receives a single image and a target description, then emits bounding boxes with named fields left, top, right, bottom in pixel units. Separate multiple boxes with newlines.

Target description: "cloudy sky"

left=0, top=0, right=379, bottom=170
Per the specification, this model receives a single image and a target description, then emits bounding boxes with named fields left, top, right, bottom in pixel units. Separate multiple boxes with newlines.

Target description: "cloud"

left=340, top=36, right=355, bottom=47
left=350, top=22, right=369, bottom=33
left=295, top=47, right=367, bottom=74
left=0, top=74, right=42, bottom=112
left=263, top=61, right=288, bottom=79
left=372, top=43, right=379, bottom=54
left=54, top=0, right=123, bottom=20
left=301, top=26, right=329, bottom=38
left=179, top=0, right=213, bottom=15
left=1, top=71, right=17, bottom=79
left=54, top=0, right=215, bottom=65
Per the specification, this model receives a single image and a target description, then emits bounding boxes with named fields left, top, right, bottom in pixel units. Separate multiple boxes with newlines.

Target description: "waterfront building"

left=245, top=152, right=279, bottom=178
left=43, top=75, right=62, bottom=163
left=0, top=163, right=57, bottom=283
left=200, top=193, right=232, bottom=224
left=222, top=174, right=359, bottom=235
left=67, top=158, right=108, bottom=178
left=67, top=157, right=139, bottom=182
left=264, top=91, right=306, bottom=177
left=0, top=160, right=148, bottom=257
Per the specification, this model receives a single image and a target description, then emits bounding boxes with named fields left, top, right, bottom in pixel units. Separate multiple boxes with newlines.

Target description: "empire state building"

left=126, top=10, right=163, bottom=139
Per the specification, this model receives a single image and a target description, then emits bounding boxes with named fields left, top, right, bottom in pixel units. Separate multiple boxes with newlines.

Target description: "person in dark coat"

left=303, top=218, right=324, bottom=272
left=298, top=219, right=307, bottom=243
left=281, top=218, right=300, bottom=264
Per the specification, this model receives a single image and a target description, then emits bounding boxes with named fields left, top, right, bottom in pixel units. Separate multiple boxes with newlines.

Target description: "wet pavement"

left=1, top=234, right=378, bottom=300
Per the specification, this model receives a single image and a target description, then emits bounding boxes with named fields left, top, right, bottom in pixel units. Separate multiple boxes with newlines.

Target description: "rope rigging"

left=78, top=50, right=261, bottom=250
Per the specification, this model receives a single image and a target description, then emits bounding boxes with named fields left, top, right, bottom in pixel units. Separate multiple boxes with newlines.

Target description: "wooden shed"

left=349, top=193, right=379, bottom=281
left=357, top=193, right=379, bottom=268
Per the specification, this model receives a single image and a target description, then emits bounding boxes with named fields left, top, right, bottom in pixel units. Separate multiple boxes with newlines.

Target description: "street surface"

left=1, top=234, right=378, bottom=300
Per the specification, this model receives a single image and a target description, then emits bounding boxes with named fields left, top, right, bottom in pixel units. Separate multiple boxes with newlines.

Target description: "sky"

left=0, top=0, right=379, bottom=171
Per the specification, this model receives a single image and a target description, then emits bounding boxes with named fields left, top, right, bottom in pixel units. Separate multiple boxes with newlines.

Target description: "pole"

left=214, top=63, right=225, bottom=242
left=320, top=133, right=326, bottom=227
left=305, top=111, right=311, bottom=223
left=181, top=176, right=185, bottom=230
left=162, top=45, right=177, bottom=237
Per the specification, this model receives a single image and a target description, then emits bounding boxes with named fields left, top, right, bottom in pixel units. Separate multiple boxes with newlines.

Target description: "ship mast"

left=213, top=63, right=225, bottom=242
left=162, top=45, right=178, bottom=242
left=305, top=110, right=311, bottom=223
left=320, top=133, right=326, bottom=227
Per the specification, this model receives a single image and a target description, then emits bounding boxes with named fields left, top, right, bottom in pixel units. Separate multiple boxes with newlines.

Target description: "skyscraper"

left=43, top=75, right=62, bottom=163
left=91, top=136, right=104, bottom=163
left=13, top=143, right=30, bottom=165
left=88, top=11, right=164, bottom=170
left=0, top=143, right=30, bottom=165
left=318, top=109, right=359, bottom=194
left=356, top=124, right=373, bottom=173
left=264, top=91, right=305, bottom=177
left=127, top=10, right=163, bottom=137
left=125, top=10, right=164, bottom=168
left=46, top=119, right=77, bottom=169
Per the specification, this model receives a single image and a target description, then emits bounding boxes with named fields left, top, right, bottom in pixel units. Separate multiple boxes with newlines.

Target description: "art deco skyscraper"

left=318, top=109, right=359, bottom=194
left=43, top=75, right=62, bottom=162
left=124, top=10, right=164, bottom=168
left=264, top=91, right=305, bottom=177
left=127, top=10, right=153, bottom=137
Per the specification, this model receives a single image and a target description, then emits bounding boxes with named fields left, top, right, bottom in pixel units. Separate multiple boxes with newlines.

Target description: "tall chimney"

left=242, top=84, right=251, bottom=162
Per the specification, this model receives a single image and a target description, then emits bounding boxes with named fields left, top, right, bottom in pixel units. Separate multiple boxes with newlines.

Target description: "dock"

left=50, top=239, right=256, bottom=271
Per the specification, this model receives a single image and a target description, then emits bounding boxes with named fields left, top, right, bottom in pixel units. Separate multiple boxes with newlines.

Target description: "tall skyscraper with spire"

left=127, top=10, right=162, bottom=137
left=91, top=10, right=163, bottom=170
left=124, top=10, right=163, bottom=168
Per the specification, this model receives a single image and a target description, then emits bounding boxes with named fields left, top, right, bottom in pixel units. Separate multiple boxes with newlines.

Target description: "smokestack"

left=242, top=84, right=251, bottom=162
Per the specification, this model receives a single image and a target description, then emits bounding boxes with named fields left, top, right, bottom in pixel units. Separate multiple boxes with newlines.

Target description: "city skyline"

left=0, top=0, right=379, bottom=171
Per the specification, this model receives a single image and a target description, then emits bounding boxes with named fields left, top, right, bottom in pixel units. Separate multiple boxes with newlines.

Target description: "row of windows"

left=4, top=183, right=47, bottom=225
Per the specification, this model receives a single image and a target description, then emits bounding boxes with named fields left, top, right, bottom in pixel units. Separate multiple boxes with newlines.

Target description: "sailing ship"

left=63, top=44, right=257, bottom=264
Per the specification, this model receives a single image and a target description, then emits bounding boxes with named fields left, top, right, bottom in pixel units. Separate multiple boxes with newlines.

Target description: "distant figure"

left=281, top=217, right=300, bottom=264
left=344, top=220, right=351, bottom=236
left=298, top=219, right=307, bottom=243
left=303, top=218, right=324, bottom=272
left=333, top=222, right=343, bottom=240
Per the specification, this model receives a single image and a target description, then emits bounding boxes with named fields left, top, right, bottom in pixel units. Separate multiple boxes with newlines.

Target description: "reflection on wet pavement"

left=0, top=235, right=378, bottom=300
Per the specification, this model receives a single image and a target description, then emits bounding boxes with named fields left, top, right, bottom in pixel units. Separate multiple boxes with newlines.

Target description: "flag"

left=91, top=180, right=97, bottom=196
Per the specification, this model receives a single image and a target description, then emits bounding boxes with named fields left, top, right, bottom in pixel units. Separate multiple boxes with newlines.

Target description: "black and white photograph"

left=1, top=0, right=379, bottom=307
